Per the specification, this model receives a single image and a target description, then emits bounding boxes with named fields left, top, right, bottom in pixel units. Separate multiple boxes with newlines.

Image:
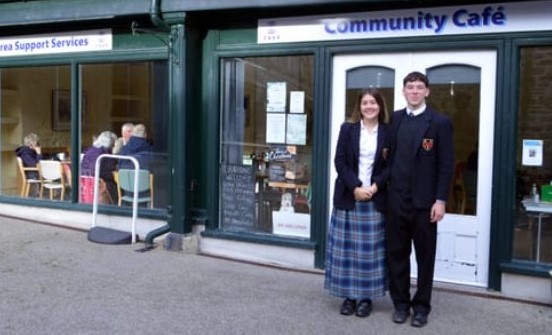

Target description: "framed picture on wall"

left=52, top=90, right=86, bottom=131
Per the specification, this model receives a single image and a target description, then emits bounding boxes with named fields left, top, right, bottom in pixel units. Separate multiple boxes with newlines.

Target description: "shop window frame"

left=202, top=41, right=325, bottom=251
left=0, top=45, right=169, bottom=221
left=499, top=35, right=552, bottom=280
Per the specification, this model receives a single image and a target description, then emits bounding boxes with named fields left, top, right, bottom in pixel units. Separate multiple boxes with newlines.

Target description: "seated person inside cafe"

left=118, top=123, right=152, bottom=170
left=81, top=131, right=118, bottom=203
left=112, top=122, right=134, bottom=155
left=15, top=133, right=43, bottom=180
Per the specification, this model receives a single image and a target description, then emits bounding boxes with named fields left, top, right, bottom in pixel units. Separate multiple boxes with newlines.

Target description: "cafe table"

left=521, top=199, right=552, bottom=262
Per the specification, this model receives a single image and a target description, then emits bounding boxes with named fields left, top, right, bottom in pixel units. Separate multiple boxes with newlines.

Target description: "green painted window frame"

left=498, top=35, right=552, bottom=282
left=200, top=29, right=324, bottom=260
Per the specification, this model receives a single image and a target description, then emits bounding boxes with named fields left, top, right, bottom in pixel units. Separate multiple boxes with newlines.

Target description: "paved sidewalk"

left=0, top=216, right=551, bottom=335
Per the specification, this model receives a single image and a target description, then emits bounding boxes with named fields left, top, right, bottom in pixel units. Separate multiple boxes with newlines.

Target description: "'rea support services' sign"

left=0, top=29, right=112, bottom=57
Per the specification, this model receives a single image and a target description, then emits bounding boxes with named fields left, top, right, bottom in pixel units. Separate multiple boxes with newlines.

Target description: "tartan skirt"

left=324, top=201, right=386, bottom=300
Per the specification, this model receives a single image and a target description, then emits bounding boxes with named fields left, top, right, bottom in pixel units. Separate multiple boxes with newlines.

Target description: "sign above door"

left=258, top=1, right=552, bottom=44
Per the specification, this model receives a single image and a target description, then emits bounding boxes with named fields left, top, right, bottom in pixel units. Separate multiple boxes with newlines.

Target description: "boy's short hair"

left=403, top=71, right=429, bottom=87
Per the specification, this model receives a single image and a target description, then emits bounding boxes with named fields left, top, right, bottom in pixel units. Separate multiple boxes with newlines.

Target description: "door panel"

left=330, top=51, right=496, bottom=286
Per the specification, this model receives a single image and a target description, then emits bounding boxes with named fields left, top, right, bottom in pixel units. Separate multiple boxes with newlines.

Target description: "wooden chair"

left=37, top=160, right=65, bottom=200
left=16, top=157, right=41, bottom=197
left=62, top=161, right=72, bottom=188
left=113, top=169, right=154, bottom=208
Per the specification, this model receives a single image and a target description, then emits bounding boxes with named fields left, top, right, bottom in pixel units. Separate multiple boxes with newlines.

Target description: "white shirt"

left=358, top=121, right=378, bottom=188
left=407, top=103, right=426, bottom=117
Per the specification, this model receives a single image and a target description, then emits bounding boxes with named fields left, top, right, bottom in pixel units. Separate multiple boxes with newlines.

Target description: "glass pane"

left=427, top=65, right=480, bottom=215
left=219, top=55, right=313, bottom=238
left=1, top=66, right=71, bottom=200
left=345, top=66, right=394, bottom=120
left=80, top=61, right=169, bottom=208
left=513, top=46, right=552, bottom=264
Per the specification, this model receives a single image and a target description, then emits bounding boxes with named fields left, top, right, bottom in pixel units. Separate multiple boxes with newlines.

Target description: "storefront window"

left=219, top=55, right=313, bottom=238
left=1, top=66, right=71, bottom=200
left=0, top=61, right=169, bottom=209
left=80, top=61, right=169, bottom=209
left=514, top=46, right=552, bottom=264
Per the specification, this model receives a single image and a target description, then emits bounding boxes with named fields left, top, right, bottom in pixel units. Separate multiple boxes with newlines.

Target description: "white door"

left=330, top=51, right=496, bottom=287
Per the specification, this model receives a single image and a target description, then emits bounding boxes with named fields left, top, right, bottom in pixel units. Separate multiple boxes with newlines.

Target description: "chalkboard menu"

left=220, top=164, right=256, bottom=231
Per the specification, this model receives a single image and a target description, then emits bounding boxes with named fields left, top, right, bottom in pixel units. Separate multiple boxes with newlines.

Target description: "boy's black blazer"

left=387, top=107, right=455, bottom=208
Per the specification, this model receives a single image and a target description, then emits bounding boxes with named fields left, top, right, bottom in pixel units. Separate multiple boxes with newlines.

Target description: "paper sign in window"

left=286, top=114, right=307, bottom=145
left=289, top=91, right=305, bottom=114
left=522, top=139, right=543, bottom=166
left=266, top=82, right=287, bottom=112
left=266, top=113, right=286, bottom=143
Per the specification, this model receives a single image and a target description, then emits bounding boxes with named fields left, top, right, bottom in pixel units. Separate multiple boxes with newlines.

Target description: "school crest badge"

left=422, top=138, right=434, bottom=151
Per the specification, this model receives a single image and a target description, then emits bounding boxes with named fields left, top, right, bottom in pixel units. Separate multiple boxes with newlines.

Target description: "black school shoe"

left=340, top=298, right=357, bottom=315
left=392, top=309, right=410, bottom=323
left=355, top=299, right=372, bottom=317
left=411, top=312, right=428, bottom=327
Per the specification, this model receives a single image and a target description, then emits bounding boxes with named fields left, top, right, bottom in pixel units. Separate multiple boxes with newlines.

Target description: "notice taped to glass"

left=220, top=164, right=256, bottom=231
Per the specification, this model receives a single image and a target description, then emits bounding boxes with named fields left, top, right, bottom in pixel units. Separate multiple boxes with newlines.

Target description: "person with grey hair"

left=15, top=133, right=43, bottom=179
left=81, top=131, right=118, bottom=203
left=118, top=123, right=152, bottom=170
left=112, top=122, right=134, bottom=155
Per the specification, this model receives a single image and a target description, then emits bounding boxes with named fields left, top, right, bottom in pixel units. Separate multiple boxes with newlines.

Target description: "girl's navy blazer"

left=332, top=121, right=389, bottom=213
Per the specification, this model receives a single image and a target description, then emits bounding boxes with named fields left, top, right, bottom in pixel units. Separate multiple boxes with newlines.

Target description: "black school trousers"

left=386, top=190, right=437, bottom=315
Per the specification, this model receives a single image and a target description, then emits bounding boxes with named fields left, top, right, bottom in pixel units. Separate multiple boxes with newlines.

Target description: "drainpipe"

left=143, top=223, right=171, bottom=249
left=141, top=0, right=171, bottom=250
left=150, top=0, right=169, bottom=30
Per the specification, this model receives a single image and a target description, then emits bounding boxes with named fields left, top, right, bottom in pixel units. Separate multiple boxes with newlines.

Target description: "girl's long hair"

left=348, top=88, right=388, bottom=124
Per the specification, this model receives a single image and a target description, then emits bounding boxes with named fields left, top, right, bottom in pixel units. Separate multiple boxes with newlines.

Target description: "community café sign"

left=258, top=1, right=552, bottom=43
left=0, top=29, right=112, bottom=57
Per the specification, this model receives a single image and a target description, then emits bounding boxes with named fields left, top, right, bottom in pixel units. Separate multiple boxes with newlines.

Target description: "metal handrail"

left=92, top=154, right=140, bottom=244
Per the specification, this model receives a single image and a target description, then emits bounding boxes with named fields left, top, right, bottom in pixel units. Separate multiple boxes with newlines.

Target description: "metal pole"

left=92, top=154, right=140, bottom=244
